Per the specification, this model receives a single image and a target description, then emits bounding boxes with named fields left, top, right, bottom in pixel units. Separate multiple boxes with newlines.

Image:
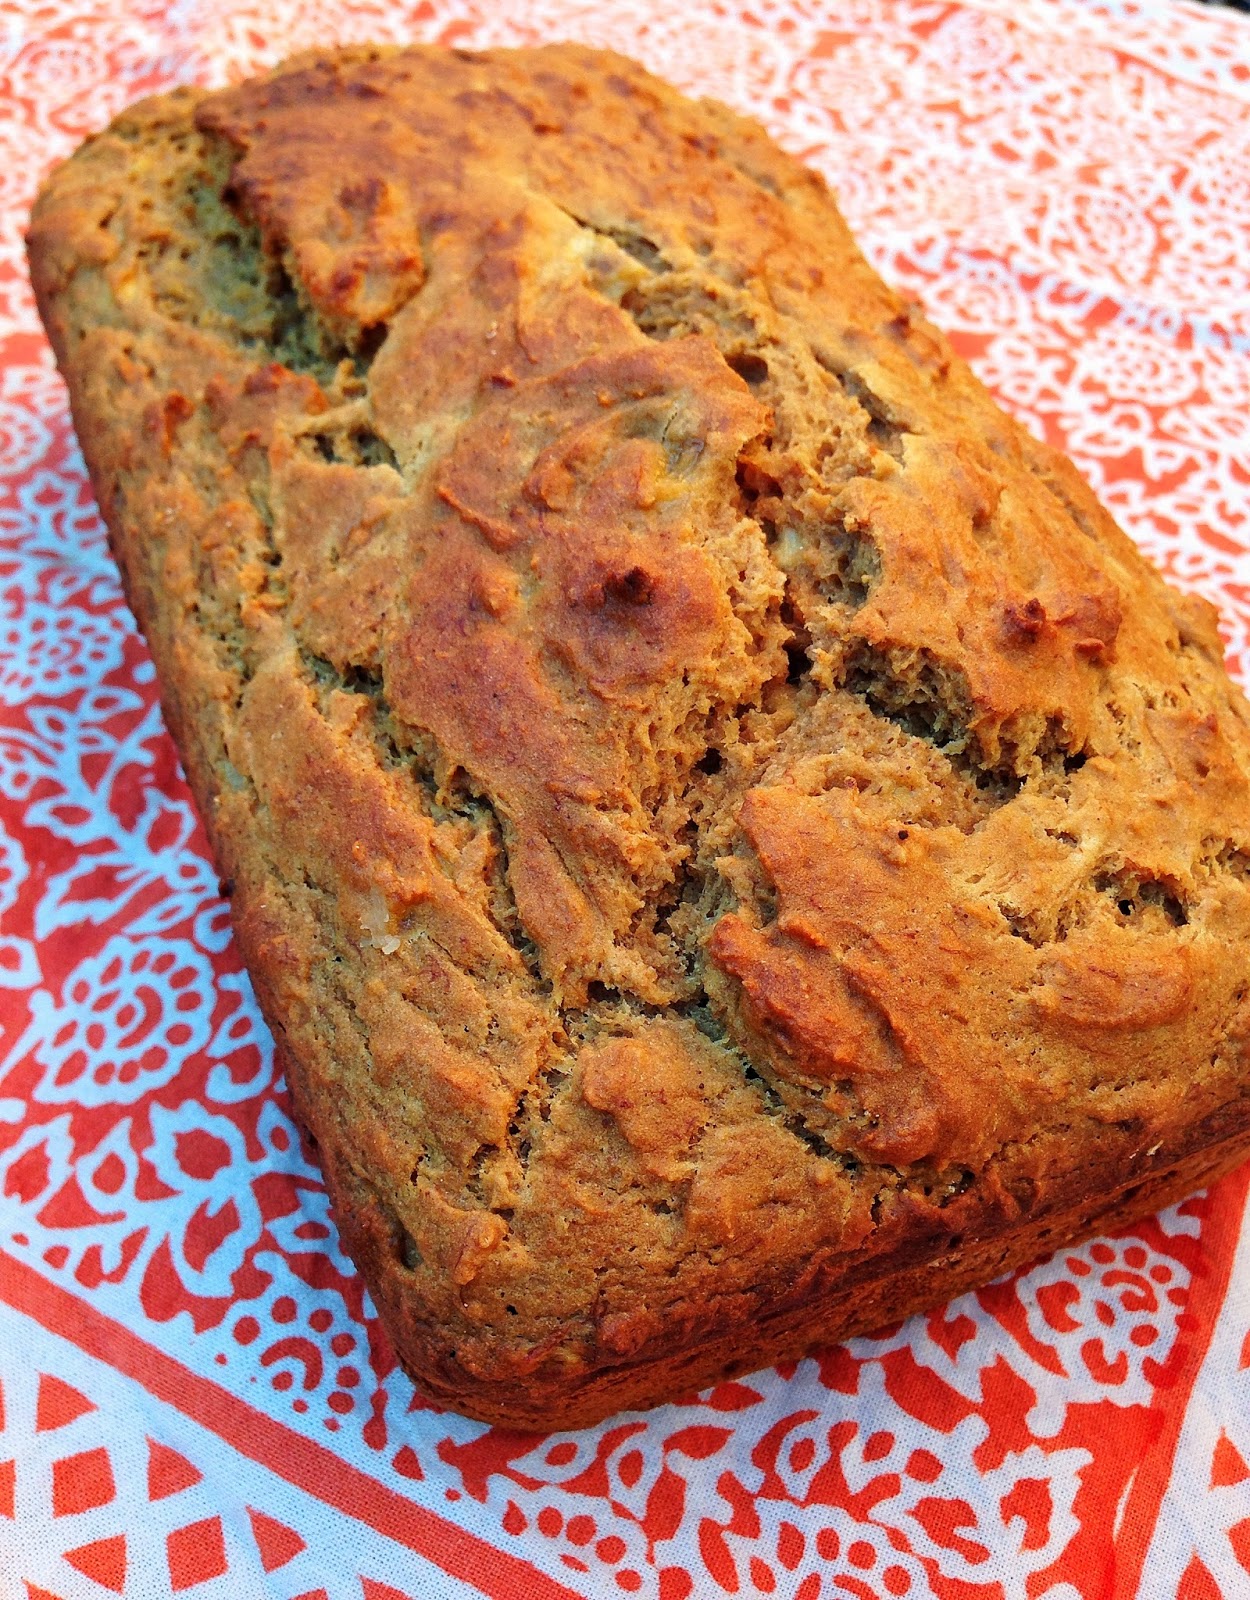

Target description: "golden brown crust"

left=27, top=42, right=1250, bottom=1428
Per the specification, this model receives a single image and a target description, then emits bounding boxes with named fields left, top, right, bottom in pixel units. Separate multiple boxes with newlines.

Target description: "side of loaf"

left=27, top=43, right=1250, bottom=1429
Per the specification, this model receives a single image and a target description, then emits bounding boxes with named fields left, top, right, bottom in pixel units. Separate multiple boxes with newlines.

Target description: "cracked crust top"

left=27, top=43, right=1250, bottom=1426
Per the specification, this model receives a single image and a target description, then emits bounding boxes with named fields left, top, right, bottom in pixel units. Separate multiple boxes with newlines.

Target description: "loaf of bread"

left=27, top=43, right=1250, bottom=1428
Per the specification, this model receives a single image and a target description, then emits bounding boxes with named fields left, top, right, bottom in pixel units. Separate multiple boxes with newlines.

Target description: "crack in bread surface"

left=28, top=43, right=1250, bottom=1415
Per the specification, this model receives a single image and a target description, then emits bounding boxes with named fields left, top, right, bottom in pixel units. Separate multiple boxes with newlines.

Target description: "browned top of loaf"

left=28, top=44, right=1250, bottom=1396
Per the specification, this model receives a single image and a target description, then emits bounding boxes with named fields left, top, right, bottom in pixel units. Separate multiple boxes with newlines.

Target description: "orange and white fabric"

left=1, top=1, right=1249, bottom=1595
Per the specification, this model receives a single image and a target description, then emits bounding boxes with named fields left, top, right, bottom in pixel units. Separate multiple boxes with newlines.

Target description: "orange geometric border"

left=0, top=1245, right=582, bottom=1600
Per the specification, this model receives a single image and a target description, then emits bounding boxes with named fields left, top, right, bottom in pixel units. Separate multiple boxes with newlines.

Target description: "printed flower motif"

left=1071, top=328, right=1202, bottom=410
left=203, top=970, right=276, bottom=1106
left=917, top=251, right=1040, bottom=340
left=1, top=462, right=116, bottom=586
left=26, top=936, right=214, bottom=1107
left=143, top=1102, right=266, bottom=1300
left=0, top=394, right=52, bottom=479
left=0, top=592, right=127, bottom=706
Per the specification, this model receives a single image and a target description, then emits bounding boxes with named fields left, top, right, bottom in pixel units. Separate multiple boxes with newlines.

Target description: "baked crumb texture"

left=27, top=44, right=1250, bottom=1427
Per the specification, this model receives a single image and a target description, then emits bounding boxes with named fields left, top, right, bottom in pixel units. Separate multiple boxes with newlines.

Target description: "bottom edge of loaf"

left=285, top=1025, right=1250, bottom=1430
left=416, top=1137, right=1249, bottom=1431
